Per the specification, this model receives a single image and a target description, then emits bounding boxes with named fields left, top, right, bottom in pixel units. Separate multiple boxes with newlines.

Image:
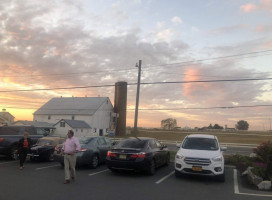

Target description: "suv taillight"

left=0, top=138, right=3, bottom=143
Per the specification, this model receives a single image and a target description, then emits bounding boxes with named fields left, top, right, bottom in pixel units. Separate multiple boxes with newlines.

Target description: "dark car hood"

left=31, top=145, right=54, bottom=150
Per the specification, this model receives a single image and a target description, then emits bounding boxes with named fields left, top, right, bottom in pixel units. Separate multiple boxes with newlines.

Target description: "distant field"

left=113, top=129, right=272, bottom=144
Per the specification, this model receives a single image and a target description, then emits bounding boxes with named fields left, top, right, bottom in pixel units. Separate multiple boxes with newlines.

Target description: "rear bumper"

left=106, top=158, right=150, bottom=171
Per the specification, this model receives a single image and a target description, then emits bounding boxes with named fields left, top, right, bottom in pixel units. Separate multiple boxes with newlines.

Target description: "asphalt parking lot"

left=0, top=157, right=271, bottom=200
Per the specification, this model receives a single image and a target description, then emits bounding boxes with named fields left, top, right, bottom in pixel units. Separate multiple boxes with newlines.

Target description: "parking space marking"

left=233, top=169, right=272, bottom=197
left=88, top=169, right=109, bottom=176
left=155, top=171, right=174, bottom=184
left=36, top=164, right=60, bottom=170
left=0, top=161, right=17, bottom=165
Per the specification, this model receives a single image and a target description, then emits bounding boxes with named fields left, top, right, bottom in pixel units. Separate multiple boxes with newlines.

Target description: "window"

left=48, top=115, right=51, bottom=120
left=76, top=129, right=78, bottom=132
left=104, top=137, right=112, bottom=145
left=72, top=115, right=75, bottom=120
left=94, top=128, right=96, bottom=133
left=149, top=140, right=157, bottom=149
left=60, top=122, right=65, bottom=127
left=81, top=129, right=83, bottom=132
left=97, top=138, right=106, bottom=146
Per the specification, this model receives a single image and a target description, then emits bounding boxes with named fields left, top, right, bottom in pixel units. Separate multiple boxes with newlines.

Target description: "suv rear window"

left=116, top=139, right=147, bottom=149
left=182, top=137, right=219, bottom=151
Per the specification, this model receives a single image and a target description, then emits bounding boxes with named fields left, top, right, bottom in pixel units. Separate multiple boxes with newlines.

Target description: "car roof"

left=40, top=137, right=63, bottom=141
left=186, top=134, right=216, bottom=139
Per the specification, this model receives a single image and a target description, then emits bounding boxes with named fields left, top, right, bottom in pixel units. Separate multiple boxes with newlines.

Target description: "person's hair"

left=24, top=132, right=29, bottom=137
left=68, top=130, right=74, bottom=136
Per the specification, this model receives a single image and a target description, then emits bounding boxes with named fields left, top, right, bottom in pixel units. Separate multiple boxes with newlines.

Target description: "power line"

left=0, top=77, right=272, bottom=92
left=1, top=49, right=272, bottom=78
left=2, top=104, right=272, bottom=110
left=145, top=49, right=272, bottom=69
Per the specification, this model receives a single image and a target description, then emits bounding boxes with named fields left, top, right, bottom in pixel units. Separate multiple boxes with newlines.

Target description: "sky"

left=0, top=0, right=272, bottom=130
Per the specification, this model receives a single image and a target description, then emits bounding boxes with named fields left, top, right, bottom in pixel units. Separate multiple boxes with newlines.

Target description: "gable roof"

left=34, top=97, right=112, bottom=115
left=56, top=119, right=91, bottom=129
left=12, top=121, right=55, bottom=129
left=0, top=112, right=15, bottom=119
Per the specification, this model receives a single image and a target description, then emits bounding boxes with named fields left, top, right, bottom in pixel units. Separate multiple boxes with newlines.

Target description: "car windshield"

left=182, top=137, right=219, bottom=151
left=37, top=139, right=54, bottom=146
left=116, top=139, right=147, bottom=149
left=79, top=137, right=95, bottom=145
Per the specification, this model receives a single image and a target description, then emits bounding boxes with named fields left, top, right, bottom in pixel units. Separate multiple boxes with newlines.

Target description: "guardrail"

left=110, top=138, right=258, bottom=148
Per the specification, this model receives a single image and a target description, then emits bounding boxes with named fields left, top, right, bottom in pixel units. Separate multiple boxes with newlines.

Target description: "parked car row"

left=19, top=134, right=227, bottom=181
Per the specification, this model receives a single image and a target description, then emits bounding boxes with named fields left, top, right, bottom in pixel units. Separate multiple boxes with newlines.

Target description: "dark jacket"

left=17, top=138, right=33, bottom=153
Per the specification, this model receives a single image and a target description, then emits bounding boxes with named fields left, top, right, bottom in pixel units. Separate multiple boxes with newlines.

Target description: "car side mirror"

left=176, top=143, right=181, bottom=149
left=161, top=144, right=167, bottom=149
left=220, top=146, right=227, bottom=151
left=112, top=141, right=117, bottom=146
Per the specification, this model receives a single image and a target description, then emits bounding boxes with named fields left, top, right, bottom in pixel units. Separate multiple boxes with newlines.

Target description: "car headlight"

left=212, top=155, right=223, bottom=162
left=176, top=154, right=184, bottom=159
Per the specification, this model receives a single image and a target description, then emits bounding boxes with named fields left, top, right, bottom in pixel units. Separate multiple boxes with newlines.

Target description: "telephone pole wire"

left=133, top=60, right=142, bottom=137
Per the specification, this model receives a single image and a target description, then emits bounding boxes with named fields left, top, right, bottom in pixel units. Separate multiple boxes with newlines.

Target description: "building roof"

left=34, top=97, right=112, bottom=115
left=56, top=119, right=91, bottom=129
left=0, top=112, right=15, bottom=119
left=12, top=120, right=55, bottom=128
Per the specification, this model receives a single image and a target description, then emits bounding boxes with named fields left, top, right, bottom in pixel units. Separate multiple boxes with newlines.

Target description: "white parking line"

left=155, top=171, right=174, bottom=184
left=233, top=169, right=272, bottom=197
left=88, top=169, right=109, bottom=176
left=36, top=164, right=60, bottom=170
left=0, top=161, right=17, bottom=165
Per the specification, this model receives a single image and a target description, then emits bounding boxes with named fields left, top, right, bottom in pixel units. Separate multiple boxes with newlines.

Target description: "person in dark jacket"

left=17, top=132, right=33, bottom=170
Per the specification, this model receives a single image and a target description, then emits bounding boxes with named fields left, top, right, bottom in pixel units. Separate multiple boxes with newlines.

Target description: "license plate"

left=192, top=166, right=202, bottom=172
left=119, top=154, right=126, bottom=159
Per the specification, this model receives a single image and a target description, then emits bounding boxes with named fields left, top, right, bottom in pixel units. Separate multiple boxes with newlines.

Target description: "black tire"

left=90, top=154, right=99, bottom=169
left=216, top=172, right=225, bottom=182
left=147, top=159, right=156, bottom=176
left=47, top=151, right=54, bottom=162
left=165, top=153, right=170, bottom=166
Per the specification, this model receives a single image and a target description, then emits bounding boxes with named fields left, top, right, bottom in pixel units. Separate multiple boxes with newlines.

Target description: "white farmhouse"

left=33, top=97, right=115, bottom=136
left=0, top=109, right=15, bottom=126
left=54, top=119, right=92, bottom=137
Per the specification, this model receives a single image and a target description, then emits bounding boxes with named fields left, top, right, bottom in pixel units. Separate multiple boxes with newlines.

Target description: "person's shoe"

left=71, top=177, right=75, bottom=181
left=63, top=180, right=70, bottom=184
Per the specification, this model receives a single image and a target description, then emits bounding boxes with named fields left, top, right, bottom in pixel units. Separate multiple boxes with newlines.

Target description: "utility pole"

left=133, top=60, right=142, bottom=137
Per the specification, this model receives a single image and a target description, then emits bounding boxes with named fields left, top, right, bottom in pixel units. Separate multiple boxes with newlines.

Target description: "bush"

left=253, top=141, right=272, bottom=163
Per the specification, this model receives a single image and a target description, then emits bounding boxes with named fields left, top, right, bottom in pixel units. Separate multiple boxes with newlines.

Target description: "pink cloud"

left=240, top=4, right=258, bottom=13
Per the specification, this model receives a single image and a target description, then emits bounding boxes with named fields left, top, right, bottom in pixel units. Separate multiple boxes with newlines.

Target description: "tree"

left=236, top=120, right=249, bottom=130
left=161, top=118, right=177, bottom=130
left=213, top=124, right=223, bottom=130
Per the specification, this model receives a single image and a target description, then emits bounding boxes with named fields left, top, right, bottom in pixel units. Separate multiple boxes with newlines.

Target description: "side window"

left=104, top=137, right=112, bottom=145
left=36, top=128, right=44, bottom=135
left=97, top=138, right=106, bottom=146
left=155, top=140, right=162, bottom=148
left=149, top=140, right=157, bottom=149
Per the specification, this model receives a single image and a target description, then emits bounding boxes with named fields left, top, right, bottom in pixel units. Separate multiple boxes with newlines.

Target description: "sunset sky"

left=0, top=0, right=272, bottom=130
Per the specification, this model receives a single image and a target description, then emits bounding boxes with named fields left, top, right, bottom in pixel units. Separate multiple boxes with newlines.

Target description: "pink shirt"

left=62, top=137, right=81, bottom=154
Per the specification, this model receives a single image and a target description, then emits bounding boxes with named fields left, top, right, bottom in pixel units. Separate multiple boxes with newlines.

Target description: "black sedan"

left=28, top=137, right=65, bottom=161
left=54, top=136, right=113, bottom=168
left=106, top=137, right=170, bottom=175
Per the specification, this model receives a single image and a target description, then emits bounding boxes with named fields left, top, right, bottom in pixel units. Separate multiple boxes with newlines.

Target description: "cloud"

left=206, top=24, right=247, bottom=36
left=171, top=16, right=182, bottom=24
left=240, top=4, right=258, bottom=13
left=240, top=0, right=272, bottom=13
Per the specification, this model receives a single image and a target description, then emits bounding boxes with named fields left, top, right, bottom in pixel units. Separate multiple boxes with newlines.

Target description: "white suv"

left=175, top=134, right=226, bottom=182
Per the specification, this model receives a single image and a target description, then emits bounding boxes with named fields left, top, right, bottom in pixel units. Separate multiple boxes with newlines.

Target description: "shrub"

left=253, top=141, right=272, bottom=163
